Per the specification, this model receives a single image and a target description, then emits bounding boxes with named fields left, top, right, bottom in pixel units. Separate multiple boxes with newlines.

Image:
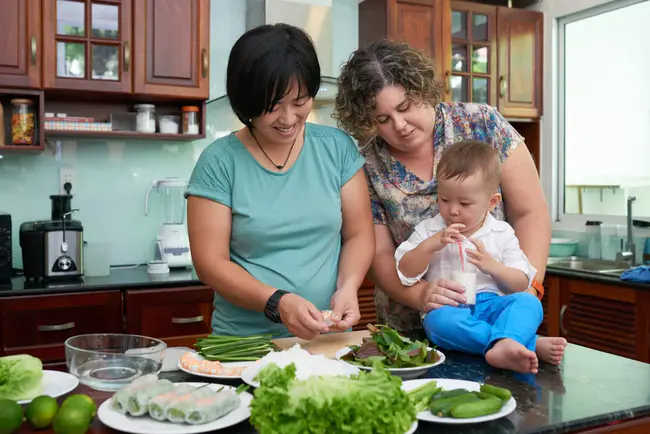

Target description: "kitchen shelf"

left=44, top=130, right=204, bottom=141
left=0, top=88, right=45, bottom=152
left=0, top=145, right=44, bottom=153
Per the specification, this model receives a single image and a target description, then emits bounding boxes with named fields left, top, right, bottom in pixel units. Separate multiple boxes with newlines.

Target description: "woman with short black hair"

left=185, top=23, right=374, bottom=340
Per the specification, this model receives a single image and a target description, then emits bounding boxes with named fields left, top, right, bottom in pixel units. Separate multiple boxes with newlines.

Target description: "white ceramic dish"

left=17, top=370, right=79, bottom=404
left=97, top=383, right=252, bottom=434
left=241, top=359, right=359, bottom=388
left=401, top=378, right=517, bottom=424
left=177, top=351, right=257, bottom=380
left=335, top=346, right=445, bottom=380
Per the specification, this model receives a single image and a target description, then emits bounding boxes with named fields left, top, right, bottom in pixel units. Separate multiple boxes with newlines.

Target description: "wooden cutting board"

left=272, top=330, right=370, bottom=359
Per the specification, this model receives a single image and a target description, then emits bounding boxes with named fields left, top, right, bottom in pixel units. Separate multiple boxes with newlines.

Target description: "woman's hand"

left=328, top=289, right=361, bottom=331
left=419, top=279, right=467, bottom=312
left=278, top=294, right=329, bottom=340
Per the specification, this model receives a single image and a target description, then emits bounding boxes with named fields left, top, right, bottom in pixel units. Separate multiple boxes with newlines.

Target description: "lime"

left=0, top=398, right=23, bottom=434
left=60, top=394, right=97, bottom=419
left=25, top=395, right=59, bottom=429
left=52, top=406, right=91, bottom=434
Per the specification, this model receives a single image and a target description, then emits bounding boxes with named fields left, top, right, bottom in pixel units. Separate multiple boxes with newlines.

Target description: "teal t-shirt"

left=185, top=123, right=365, bottom=338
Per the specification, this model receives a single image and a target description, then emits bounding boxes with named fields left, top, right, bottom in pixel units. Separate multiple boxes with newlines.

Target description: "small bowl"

left=65, top=334, right=167, bottom=392
left=549, top=238, right=578, bottom=257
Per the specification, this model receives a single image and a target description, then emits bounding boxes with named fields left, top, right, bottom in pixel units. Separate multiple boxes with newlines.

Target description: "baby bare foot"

left=536, top=337, right=567, bottom=365
left=486, top=338, right=539, bottom=374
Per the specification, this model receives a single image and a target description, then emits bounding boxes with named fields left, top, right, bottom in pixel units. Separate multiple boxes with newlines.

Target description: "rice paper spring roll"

left=164, top=386, right=215, bottom=423
left=111, top=375, right=159, bottom=414
left=148, top=384, right=196, bottom=421
left=126, top=379, right=175, bottom=416
left=185, top=389, right=241, bottom=425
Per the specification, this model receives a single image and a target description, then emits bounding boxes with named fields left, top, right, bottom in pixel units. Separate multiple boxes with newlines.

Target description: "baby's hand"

left=466, top=238, right=498, bottom=274
left=439, top=223, right=466, bottom=247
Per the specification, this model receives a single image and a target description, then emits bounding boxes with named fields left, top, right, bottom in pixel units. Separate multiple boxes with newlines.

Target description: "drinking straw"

left=457, top=240, right=465, bottom=272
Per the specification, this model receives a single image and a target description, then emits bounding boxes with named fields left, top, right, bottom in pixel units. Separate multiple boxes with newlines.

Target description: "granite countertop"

left=0, top=266, right=204, bottom=297
left=73, top=343, right=649, bottom=434
left=546, top=265, right=650, bottom=291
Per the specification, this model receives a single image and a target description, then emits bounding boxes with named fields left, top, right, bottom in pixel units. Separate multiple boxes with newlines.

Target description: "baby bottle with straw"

left=450, top=239, right=477, bottom=307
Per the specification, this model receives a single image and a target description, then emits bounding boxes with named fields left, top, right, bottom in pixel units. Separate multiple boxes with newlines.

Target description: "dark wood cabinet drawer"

left=125, top=286, right=213, bottom=348
left=0, top=291, right=123, bottom=361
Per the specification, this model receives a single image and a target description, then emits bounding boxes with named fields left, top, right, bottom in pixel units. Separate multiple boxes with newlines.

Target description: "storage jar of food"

left=11, top=99, right=36, bottom=145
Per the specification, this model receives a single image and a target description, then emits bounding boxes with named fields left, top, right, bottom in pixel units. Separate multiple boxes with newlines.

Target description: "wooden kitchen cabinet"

left=354, top=276, right=378, bottom=331
left=359, top=0, right=451, bottom=84
left=132, top=0, right=210, bottom=99
left=42, top=0, right=133, bottom=93
left=0, top=290, right=123, bottom=362
left=0, top=0, right=42, bottom=89
left=125, top=286, right=213, bottom=348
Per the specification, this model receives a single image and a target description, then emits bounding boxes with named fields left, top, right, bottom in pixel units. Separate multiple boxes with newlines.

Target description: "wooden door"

left=388, top=0, right=450, bottom=83
left=0, top=0, right=41, bottom=88
left=446, top=1, right=497, bottom=105
left=42, top=0, right=133, bottom=93
left=497, top=7, right=543, bottom=118
left=132, top=0, right=210, bottom=99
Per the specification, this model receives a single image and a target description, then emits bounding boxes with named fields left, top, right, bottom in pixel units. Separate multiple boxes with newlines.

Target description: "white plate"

left=241, top=360, right=359, bottom=388
left=17, top=370, right=79, bottom=404
left=177, top=351, right=257, bottom=380
left=335, top=346, right=445, bottom=380
left=405, top=420, right=418, bottom=434
left=401, top=378, right=517, bottom=424
left=97, top=383, right=252, bottom=434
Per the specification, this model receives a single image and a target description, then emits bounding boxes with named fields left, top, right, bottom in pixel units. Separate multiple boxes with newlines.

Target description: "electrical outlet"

left=59, top=167, right=76, bottom=194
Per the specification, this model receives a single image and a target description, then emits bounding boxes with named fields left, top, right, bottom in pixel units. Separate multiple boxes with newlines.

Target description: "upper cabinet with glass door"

left=42, top=0, right=132, bottom=93
left=448, top=2, right=496, bottom=106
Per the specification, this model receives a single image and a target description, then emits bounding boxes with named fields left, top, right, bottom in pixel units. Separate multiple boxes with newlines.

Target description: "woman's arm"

left=330, top=170, right=375, bottom=328
left=499, top=144, right=551, bottom=288
left=187, top=196, right=277, bottom=310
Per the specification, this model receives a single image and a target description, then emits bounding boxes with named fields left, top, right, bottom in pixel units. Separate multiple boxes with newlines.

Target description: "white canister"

left=135, top=104, right=156, bottom=133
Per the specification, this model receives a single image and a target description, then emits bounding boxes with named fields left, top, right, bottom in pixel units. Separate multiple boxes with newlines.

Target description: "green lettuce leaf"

left=0, top=354, right=43, bottom=401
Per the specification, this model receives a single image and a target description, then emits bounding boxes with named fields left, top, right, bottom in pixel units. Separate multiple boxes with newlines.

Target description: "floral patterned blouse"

left=362, top=102, right=524, bottom=332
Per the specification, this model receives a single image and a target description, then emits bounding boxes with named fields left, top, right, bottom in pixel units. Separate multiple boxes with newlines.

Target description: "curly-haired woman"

left=333, top=39, right=567, bottom=370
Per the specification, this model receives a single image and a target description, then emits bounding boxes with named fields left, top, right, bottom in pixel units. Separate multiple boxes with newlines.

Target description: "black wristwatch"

left=264, top=289, right=290, bottom=324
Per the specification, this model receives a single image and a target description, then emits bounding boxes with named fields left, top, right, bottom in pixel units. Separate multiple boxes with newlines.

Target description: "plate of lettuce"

left=0, top=354, right=79, bottom=404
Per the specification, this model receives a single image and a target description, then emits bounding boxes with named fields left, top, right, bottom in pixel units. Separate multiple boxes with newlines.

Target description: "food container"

left=158, top=115, right=180, bottom=134
left=182, top=106, right=199, bottom=134
left=549, top=238, right=578, bottom=257
left=134, top=104, right=156, bottom=133
left=11, top=98, right=36, bottom=145
left=65, top=333, right=167, bottom=392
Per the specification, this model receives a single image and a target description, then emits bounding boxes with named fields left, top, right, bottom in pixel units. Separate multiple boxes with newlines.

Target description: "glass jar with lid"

left=134, top=104, right=156, bottom=133
left=182, top=106, right=200, bottom=134
left=11, top=99, right=36, bottom=145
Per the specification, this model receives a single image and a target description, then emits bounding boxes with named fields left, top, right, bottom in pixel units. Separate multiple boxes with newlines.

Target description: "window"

left=558, top=0, right=650, bottom=220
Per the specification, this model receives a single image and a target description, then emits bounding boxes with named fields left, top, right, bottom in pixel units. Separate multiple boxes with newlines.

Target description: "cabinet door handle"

left=30, top=37, right=37, bottom=65
left=202, top=49, right=208, bottom=78
left=38, top=322, right=75, bottom=332
left=444, top=71, right=451, bottom=94
left=172, top=315, right=204, bottom=324
left=123, top=41, right=130, bottom=72
left=559, top=304, right=568, bottom=335
left=499, top=75, right=508, bottom=98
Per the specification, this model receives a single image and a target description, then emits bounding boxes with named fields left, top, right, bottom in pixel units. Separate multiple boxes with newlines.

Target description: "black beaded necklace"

left=250, top=129, right=297, bottom=171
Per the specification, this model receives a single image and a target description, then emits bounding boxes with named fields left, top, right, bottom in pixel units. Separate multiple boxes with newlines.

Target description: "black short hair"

left=226, top=23, right=321, bottom=128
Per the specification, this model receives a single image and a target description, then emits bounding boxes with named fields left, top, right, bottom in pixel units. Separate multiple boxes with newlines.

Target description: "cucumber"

left=429, top=393, right=479, bottom=417
left=451, top=396, right=503, bottom=419
left=432, top=388, right=470, bottom=400
left=480, top=384, right=513, bottom=402
left=472, top=391, right=494, bottom=400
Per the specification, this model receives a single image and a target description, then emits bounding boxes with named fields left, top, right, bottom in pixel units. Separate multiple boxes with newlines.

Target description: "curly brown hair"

left=332, top=39, right=445, bottom=140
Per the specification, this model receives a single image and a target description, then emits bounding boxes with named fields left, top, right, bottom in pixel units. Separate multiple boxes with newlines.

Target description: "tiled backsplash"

left=1, top=100, right=339, bottom=268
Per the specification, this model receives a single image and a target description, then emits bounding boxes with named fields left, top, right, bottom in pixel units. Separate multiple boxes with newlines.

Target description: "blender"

left=144, top=177, right=192, bottom=268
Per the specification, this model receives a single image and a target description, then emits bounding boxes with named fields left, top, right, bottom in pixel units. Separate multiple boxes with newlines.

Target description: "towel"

left=620, top=266, right=650, bottom=283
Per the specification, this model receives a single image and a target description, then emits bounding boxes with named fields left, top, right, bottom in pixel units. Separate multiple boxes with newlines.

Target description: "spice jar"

left=134, top=104, right=156, bottom=133
left=11, top=99, right=35, bottom=145
left=182, top=106, right=200, bottom=134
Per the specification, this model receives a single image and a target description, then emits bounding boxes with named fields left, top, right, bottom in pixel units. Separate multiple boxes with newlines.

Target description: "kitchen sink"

left=546, top=257, right=630, bottom=276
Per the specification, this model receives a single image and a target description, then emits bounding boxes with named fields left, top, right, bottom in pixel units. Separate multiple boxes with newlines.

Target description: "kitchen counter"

left=0, top=266, right=203, bottom=297
left=19, top=343, right=650, bottom=434
left=546, top=265, right=650, bottom=291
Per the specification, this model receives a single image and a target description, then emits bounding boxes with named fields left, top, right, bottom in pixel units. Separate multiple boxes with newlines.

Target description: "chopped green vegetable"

left=250, top=361, right=416, bottom=434
left=194, top=334, right=275, bottom=361
left=0, top=354, right=43, bottom=401
left=341, top=324, right=439, bottom=368
left=406, top=380, right=438, bottom=413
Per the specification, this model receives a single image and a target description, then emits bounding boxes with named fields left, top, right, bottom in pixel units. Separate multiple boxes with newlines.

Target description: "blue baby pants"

left=423, top=291, right=543, bottom=354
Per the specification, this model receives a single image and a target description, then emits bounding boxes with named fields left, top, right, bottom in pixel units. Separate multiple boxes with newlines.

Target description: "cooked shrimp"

left=180, top=352, right=224, bottom=375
